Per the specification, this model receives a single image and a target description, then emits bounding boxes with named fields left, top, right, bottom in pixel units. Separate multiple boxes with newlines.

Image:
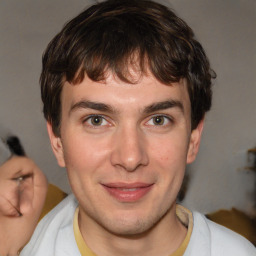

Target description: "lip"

left=101, top=182, right=154, bottom=202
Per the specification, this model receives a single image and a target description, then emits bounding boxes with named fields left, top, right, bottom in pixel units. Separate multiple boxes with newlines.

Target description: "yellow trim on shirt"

left=73, top=205, right=193, bottom=256
left=73, top=207, right=97, bottom=256
left=171, top=205, right=193, bottom=256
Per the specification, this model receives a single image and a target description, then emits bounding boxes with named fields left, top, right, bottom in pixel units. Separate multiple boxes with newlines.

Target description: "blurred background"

left=0, top=0, right=255, bottom=217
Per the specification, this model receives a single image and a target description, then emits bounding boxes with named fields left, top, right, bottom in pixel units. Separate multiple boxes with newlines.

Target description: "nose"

left=110, top=126, right=149, bottom=172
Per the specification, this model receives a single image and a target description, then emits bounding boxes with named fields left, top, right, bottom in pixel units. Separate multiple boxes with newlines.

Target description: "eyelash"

left=83, top=115, right=109, bottom=127
left=145, top=115, right=173, bottom=127
left=83, top=114, right=173, bottom=128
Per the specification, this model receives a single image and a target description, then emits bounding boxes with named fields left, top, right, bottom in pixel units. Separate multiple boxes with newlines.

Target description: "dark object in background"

left=206, top=208, right=256, bottom=246
left=6, top=136, right=26, bottom=156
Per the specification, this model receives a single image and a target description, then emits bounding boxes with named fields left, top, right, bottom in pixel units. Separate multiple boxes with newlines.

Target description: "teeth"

left=118, top=188, right=138, bottom=191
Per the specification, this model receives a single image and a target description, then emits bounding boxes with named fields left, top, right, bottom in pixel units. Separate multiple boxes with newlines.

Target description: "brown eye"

left=90, top=116, right=103, bottom=126
left=146, top=115, right=172, bottom=127
left=83, top=115, right=111, bottom=130
left=152, top=116, right=165, bottom=125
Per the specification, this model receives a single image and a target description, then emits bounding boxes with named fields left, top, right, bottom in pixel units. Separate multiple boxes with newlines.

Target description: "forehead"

left=61, top=72, right=191, bottom=114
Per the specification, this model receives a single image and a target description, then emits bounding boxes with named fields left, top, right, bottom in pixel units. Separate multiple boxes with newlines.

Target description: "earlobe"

left=46, top=122, right=66, bottom=167
left=186, top=119, right=204, bottom=164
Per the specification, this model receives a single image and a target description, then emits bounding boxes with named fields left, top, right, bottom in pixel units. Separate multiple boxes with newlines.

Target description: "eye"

left=152, top=116, right=165, bottom=125
left=84, top=115, right=108, bottom=127
left=146, top=115, right=172, bottom=126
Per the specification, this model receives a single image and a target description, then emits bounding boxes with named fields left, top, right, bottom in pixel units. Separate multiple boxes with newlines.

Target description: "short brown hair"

left=41, top=0, right=215, bottom=136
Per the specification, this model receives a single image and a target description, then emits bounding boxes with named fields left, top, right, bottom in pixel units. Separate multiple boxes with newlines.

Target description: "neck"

left=78, top=205, right=187, bottom=256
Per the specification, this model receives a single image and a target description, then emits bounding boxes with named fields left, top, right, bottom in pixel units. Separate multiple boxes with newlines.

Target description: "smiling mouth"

left=102, top=183, right=154, bottom=202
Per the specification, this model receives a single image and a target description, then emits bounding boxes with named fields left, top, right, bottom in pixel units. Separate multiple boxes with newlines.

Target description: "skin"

left=0, top=156, right=48, bottom=256
left=48, top=71, right=204, bottom=256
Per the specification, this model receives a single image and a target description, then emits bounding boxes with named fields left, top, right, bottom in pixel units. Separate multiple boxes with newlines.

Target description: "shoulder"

left=206, top=215, right=256, bottom=255
left=33, top=193, right=78, bottom=234
left=20, top=194, right=80, bottom=256
left=191, top=211, right=256, bottom=256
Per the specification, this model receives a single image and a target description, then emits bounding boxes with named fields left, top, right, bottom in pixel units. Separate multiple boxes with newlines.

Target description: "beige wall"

left=0, top=0, right=255, bottom=215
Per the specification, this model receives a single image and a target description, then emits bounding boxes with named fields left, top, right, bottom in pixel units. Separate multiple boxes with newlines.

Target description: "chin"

left=100, top=212, right=163, bottom=237
left=106, top=223, right=151, bottom=237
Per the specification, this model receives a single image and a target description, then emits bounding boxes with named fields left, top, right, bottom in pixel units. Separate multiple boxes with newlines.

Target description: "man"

left=13, top=0, right=256, bottom=255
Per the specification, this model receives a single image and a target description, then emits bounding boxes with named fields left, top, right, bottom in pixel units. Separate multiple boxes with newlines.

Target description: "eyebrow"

left=69, top=99, right=184, bottom=116
left=143, top=100, right=184, bottom=114
left=69, top=100, right=116, bottom=115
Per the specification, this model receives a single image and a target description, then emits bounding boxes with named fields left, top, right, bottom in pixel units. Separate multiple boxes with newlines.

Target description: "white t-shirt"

left=21, top=194, right=256, bottom=256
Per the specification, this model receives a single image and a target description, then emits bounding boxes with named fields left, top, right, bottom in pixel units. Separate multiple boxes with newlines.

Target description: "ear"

left=186, top=119, right=204, bottom=164
left=47, top=122, right=66, bottom=167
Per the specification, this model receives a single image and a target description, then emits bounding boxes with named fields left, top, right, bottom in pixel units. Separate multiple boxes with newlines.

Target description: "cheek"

left=62, top=135, right=111, bottom=175
left=151, top=138, right=189, bottom=167
left=149, top=135, right=188, bottom=191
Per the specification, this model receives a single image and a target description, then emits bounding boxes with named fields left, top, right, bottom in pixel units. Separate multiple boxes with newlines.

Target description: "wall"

left=0, top=0, right=255, bottom=215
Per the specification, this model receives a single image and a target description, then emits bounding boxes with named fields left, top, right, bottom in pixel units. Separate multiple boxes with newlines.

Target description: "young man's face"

left=48, top=71, right=203, bottom=237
